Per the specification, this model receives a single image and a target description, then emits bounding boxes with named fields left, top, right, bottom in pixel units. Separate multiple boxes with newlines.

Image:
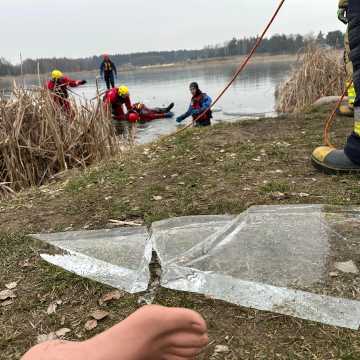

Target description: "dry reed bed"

left=276, top=45, right=346, bottom=113
left=0, top=87, right=121, bottom=195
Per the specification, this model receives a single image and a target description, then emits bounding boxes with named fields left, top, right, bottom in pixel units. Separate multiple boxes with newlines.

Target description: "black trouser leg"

left=195, top=119, right=211, bottom=127
left=153, top=107, right=166, bottom=113
left=109, top=73, right=115, bottom=88
left=153, top=103, right=175, bottom=113
left=345, top=15, right=360, bottom=164
left=349, top=16, right=360, bottom=107
left=104, top=74, right=111, bottom=90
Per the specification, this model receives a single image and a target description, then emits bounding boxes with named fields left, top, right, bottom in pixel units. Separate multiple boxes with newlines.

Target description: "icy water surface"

left=1, top=59, right=294, bottom=143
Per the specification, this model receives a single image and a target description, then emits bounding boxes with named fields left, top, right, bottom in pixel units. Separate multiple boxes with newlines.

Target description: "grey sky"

left=2, top=0, right=344, bottom=63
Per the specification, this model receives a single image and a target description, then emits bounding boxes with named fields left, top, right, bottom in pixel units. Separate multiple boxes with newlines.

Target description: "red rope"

left=167, top=0, right=286, bottom=138
left=323, top=81, right=353, bottom=148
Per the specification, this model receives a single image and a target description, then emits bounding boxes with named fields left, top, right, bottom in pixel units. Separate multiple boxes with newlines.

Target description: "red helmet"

left=103, top=53, right=110, bottom=60
left=127, top=112, right=140, bottom=123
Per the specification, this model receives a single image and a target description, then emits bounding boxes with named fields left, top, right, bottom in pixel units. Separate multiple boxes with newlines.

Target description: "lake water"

left=0, top=59, right=294, bottom=144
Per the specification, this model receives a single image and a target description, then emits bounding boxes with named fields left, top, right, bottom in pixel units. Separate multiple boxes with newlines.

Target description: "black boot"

left=165, top=102, right=175, bottom=112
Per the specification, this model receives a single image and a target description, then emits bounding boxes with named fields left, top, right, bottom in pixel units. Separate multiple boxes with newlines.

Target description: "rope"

left=323, top=81, right=353, bottom=148
left=90, top=90, right=108, bottom=102
left=160, top=0, right=286, bottom=141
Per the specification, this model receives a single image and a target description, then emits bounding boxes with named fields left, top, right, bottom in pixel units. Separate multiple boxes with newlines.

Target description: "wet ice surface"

left=32, top=227, right=152, bottom=293
left=34, top=205, right=360, bottom=329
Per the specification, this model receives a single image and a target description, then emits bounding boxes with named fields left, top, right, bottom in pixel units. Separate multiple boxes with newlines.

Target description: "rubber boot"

left=312, top=106, right=360, bottom=174
left=311, top=146, right=360, bottom=174
left=165, top=102, right=175, bottom=112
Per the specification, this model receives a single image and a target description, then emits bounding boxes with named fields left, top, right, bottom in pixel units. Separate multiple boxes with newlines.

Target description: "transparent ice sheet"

left=32, top=227, right=152, bottom=293
left=153, top=205, right=360, bottom=329
left=151, top=215, right=235, bottom=265
left=33, top=206, right=360, bottom=329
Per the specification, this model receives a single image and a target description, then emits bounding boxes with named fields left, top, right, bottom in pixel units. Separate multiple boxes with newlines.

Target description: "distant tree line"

left=0, top=31, right=345, bottom=77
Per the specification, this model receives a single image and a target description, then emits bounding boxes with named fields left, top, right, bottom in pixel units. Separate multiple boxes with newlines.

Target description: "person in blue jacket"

left=100, top=54, right=117, bottom=90
left=176, top=82, right=212, bottom=127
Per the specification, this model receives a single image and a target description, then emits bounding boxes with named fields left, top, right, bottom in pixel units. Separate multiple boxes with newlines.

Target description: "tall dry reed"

left=276, top=44, right=346, bottom=113
left=0, top=86, right=121, bottom=195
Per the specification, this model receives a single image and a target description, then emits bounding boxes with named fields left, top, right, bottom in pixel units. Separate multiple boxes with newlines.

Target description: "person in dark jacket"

left=312, top=0, right=360, bottom=173
left=100, top=54, right=117, bottom=90
left=176, top=82, right=212, bottom=127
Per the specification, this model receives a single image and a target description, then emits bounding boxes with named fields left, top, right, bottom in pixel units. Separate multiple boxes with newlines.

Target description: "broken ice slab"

left=153, top=205, right=360, bottom=329
left=32, top=227, right=152, bottom=294
left=161, top=267, right=360, bottom=330
left=151, top=215, right=235, bottom=265
left=32, top=205, right=360, bottom=329
left=177, top=205, right=329, bottom=287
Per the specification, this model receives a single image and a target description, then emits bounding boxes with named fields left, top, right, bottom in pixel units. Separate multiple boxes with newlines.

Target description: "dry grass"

left=276, top=44, right=346, bottom=113
left=0, top=86, right=121, bottom=195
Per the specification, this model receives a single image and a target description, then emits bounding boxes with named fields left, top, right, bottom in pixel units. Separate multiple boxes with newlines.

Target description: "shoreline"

left=134, top=53, right=298, bottom=72
left=0, top=53, right=297, bottom=82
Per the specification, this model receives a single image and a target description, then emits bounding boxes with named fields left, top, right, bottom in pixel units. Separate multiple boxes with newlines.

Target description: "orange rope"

left=161, top=0, right=286, bottom=141
left=323, top=81, right=353, bottom=148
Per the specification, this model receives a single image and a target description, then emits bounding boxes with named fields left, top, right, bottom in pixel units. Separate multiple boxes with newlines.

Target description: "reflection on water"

left=0, top=59, right=293, bottom=144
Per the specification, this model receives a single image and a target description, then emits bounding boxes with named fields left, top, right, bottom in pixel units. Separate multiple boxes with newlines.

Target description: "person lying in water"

left=132, top=102, right=175, bottom=122
left=103, top=86, right=174, bottom=123
left=21, top=305, right=209, bottom=360
left=176, top=82, right=212, bottom=127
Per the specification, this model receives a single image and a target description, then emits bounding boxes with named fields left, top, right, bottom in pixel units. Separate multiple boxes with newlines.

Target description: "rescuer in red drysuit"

left=103, top=85, right=139, bottom=137
left=103, top=85, right=133, bottom=121
left=46, top=69, right=86, bottom=115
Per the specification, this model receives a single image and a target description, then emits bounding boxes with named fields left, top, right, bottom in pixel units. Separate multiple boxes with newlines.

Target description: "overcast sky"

left=2, top=0, right=344, bottom=64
